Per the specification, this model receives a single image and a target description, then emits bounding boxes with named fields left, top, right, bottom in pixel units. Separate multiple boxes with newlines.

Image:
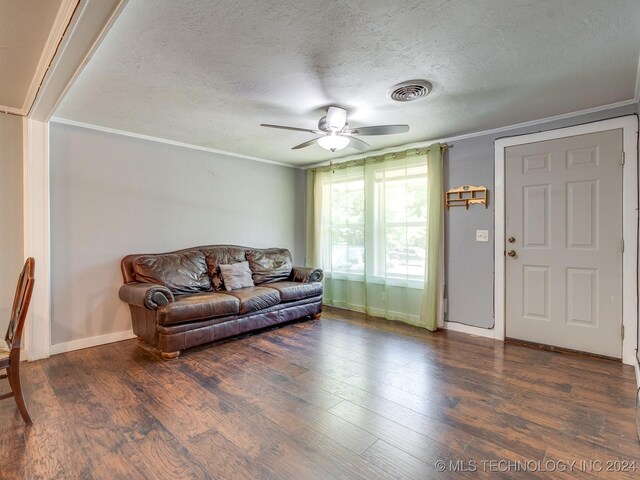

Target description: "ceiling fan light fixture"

left=318, top=134, right=350, bottom=152
left=260, top=105, right=408, bottom=152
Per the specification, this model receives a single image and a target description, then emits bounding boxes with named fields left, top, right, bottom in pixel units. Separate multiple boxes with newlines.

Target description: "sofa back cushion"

left=246, top=248, right=292, bottom=284
left=133, top=251, right=212, bottom=294
left=203, top=246, right=247, bottom=292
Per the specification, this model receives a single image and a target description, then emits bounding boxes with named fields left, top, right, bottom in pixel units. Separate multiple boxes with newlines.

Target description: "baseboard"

left=443, top=321, right=496, bottom=339
left=635, top=360, right=640, bottom=390
left=323, top=302, right=421, bottom=324
left=49, top=329, right=136, bottom=355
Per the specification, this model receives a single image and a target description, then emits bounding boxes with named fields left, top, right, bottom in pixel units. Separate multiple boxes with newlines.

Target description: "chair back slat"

left=5, top=258, right=35, bottom=350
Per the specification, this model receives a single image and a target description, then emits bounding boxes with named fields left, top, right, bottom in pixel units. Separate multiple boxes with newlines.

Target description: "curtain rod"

left=307, top=143, right=449, bottom=173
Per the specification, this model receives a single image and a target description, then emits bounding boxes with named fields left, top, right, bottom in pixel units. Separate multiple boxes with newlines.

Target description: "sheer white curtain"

left=307, top=145, right=443, bottom=326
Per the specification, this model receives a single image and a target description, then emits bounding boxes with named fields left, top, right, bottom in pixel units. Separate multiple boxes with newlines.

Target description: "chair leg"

left=7, top=364, right=32, bottom=425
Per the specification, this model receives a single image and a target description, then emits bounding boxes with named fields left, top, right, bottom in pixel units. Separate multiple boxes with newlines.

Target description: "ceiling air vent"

left=387, top=80, right=432, bottom=102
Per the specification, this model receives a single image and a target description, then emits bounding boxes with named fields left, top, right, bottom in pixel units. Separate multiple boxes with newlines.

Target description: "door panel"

left=522, top=265, right=549, bottom=320
left=523, top=185, right=549, bottom=248
left=566, top=181, right=597, bottom=249
left=566, top=267, right=598, bottom=327
left=505, top=129, right=622, bottom=357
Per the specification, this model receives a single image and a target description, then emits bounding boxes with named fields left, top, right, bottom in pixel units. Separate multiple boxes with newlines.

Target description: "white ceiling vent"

left=387, top=80, right=432, bottom=102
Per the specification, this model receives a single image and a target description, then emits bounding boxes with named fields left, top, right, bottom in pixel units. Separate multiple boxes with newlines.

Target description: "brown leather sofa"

left=119, top=245, right=323, bottom=359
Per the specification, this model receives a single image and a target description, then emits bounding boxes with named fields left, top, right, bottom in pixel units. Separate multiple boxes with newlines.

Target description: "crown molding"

left=305, top=98, right=638, bottom=169
left=20, top=0, right=80, bottom=116
left=50, top=117, right=301, bottom=169
left=53, top=97, right=635, bottom=172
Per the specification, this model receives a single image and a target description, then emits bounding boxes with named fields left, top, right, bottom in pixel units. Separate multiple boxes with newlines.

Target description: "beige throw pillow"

left=218, top=261, right=254, bottom=291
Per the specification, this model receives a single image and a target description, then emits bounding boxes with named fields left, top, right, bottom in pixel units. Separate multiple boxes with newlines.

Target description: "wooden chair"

left=0, top=258, right=35, bottom=425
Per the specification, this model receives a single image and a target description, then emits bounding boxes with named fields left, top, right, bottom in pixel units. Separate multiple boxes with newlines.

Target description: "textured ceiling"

left=54, top=0, right=640, bottom=166
left=0, top=0, right=65, bottom=110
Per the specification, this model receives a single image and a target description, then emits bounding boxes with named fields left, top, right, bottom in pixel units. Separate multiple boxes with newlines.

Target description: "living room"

left=1, top=0, right=640, bottom=478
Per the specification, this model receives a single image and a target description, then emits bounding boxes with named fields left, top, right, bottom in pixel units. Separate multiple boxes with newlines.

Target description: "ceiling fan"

left=260, top=106, right=409, bottom=152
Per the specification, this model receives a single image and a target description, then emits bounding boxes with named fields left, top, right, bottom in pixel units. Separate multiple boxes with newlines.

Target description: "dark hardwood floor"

left=1, top=306, right=639, bottom=479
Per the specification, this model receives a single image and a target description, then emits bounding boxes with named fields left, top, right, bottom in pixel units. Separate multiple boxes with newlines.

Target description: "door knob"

left=508, top=236, right=516, bottom=243
left=507, top=250, right=517, bottom=257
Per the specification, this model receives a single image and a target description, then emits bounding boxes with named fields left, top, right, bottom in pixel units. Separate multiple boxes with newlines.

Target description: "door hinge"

left=621, top=238, right=625, bottom=253
left=621, top=325, right=624, bottom=340
left=621, top=151, right=625, bottom=165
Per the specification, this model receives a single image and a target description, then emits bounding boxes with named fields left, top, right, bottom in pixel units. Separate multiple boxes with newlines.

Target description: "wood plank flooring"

left=1, top=306, right=639, bottom=479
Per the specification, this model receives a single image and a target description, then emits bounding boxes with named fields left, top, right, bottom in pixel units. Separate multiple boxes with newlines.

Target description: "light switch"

left=476, top=230, right=489, bottom=242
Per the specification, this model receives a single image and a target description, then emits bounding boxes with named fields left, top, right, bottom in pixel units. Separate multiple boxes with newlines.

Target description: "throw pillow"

left=204, top=247, right=247, bottom=292
left=219, top=261, right=254, bottom=291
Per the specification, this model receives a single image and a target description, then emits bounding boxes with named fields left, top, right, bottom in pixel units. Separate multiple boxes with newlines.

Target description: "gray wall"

left=49, top=123, right=305, bottom=346
left=444, top=103, right=637, bottom=328
left=0, top=113, right=24, bottom=337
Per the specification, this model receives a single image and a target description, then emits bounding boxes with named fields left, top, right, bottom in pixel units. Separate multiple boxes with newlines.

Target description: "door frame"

left=494, top=115, right=638, bottom=365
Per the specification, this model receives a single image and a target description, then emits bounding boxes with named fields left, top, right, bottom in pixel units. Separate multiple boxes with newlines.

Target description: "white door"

left=505, top=129, right=623, bottom=357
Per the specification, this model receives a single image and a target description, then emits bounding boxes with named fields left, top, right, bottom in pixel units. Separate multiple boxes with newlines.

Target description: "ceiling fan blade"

left=350, top=125, right=409, bottom=136
left=326, top=106, right=347, bottom=131
left=291, top=138, right=321, bottom=150
left=260, top=124, right=320, bottom=134
left=347, top=137, right=371, bottom=152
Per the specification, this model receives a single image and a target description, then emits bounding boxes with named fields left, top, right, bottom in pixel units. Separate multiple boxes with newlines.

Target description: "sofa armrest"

left=289, top=266, right=324, bottom=283
left=119, top=282, right=174, bottom=310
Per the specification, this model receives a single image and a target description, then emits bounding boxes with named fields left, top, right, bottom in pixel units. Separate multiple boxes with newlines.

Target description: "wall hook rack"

left=446, top=185, right=488, bottom=209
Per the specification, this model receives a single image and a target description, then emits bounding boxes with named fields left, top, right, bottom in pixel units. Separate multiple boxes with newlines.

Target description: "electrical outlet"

left=476, top=230, right=489, bottom=242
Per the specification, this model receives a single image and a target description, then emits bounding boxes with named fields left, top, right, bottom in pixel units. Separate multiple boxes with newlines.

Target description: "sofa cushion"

left=262, top=281, right=323, bottom=303
left=219, top=261, right=254, bottom=291
left=246, top=248, right=292, bottom=284
left=134, top=251, right=212, bottom=294
left=157, top=292, right=240, bottom=326
left=203, top=247, right=247, bottom=292
left=224, top=286, right=281, bottom=315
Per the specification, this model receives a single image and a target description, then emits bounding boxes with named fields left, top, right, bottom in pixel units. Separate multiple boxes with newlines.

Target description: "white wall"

left=0, top=113, right=24, bottom=336
left=49, top=122, right=305, bottom=346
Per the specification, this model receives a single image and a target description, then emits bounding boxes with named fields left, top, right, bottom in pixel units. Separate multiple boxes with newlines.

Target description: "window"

left=374, top=162, right=427, bottom=279
left=319, top=157, right=428, bottom=284
left=320, top=169, right=365, bottom=276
